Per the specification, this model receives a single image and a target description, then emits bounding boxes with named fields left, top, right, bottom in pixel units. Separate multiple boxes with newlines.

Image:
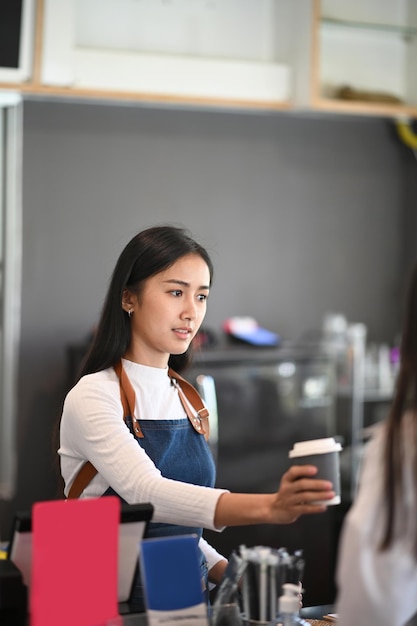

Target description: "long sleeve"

left=199, top=537, right=226, bottom=572
left=336, top=424, right=417, bottom=626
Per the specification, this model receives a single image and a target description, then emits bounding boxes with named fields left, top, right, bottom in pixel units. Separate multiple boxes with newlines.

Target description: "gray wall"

left=0, top=99, right=411, bottom=536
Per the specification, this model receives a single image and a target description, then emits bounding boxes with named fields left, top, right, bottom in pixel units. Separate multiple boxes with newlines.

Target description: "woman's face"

left=123, top=253, right=210, bottom=367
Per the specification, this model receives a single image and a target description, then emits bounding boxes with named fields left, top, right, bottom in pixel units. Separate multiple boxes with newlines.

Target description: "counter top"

left=119, top=604, right=336, bottom=625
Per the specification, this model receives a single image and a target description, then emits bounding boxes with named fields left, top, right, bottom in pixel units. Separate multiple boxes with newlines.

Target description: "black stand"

left=0, top=560, right=27, bottom=626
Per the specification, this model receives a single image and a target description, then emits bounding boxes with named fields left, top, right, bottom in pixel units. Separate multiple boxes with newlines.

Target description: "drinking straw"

left=293, top=550, right=305, bottom=586
left=239, top=545, right=304, bottom=624
left=268, top=551, right=279, bottom=621
left=239, top=545, right=251, bottom=620
left=258, top=548, right=270, bottom=622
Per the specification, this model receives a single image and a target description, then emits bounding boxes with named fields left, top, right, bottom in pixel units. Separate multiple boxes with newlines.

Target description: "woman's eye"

left=197, top=294, right=208, bottom=302
left=171, top=290, right=182, bottom=297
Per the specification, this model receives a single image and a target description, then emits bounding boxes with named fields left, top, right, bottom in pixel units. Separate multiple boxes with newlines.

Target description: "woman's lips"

left=172, top=328, right=192, bottom=339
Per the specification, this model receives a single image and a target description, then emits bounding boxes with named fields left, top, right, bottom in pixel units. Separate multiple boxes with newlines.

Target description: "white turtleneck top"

left=59, top=358, right=227, bottom=571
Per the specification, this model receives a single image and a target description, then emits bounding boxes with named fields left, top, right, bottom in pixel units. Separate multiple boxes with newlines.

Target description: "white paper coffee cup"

left=288, top=437, right=342, bottom=505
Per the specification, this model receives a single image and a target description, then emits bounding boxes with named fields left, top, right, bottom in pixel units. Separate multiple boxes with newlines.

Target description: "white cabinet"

left=2, top=0, right=417, bottom=119
left=312, top=0, right=417, bottom=117
left=38, top=0, right=313, bottom=109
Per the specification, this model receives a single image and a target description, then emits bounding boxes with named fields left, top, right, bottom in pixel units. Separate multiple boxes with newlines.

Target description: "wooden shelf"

left=0, top=80, right=293, bottom=111
left=311, top=96, right=417, bottom=119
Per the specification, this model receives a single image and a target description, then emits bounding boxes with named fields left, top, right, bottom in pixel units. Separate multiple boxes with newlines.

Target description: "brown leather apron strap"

left=67, top=361, right=209, bottom=498
left=168, top=368, right=210, bottom=440
left=67, top=461, right=98, bottom=499
left=68, top=360, right=143, bottom=499
left=114, top=360, right=143, bottom=438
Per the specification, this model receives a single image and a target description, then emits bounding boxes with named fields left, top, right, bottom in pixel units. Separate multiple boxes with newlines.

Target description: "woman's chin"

left=170, top=343, right=190, bottom=356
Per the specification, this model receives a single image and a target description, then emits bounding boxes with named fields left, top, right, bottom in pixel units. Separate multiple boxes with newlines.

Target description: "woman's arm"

left=198, top=537, right=228, bottom=585
left=208, top=559, right=229, bottom=585
left=62, top=375, right=334, bottom=529
left=214, top=465, right=334, bottom=527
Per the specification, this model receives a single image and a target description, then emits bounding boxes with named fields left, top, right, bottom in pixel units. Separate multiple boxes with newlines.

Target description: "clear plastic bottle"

left=276, top=583, right=309, bottom=626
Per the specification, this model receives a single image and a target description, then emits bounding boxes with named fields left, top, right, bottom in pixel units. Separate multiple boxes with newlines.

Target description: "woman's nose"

left=181, top=298, right=197, bottom=320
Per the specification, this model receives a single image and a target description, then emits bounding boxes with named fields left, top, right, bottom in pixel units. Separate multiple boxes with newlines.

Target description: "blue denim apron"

left=104, top=368, right=216, bottom=610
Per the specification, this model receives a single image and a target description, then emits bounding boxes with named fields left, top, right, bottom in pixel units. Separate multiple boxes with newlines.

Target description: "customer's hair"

left=381, top=259, right=417, bottom=557
left=80, top=225, right=213, bottom=376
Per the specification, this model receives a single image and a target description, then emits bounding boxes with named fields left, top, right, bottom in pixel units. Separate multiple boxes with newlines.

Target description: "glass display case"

left=185, top=345, right=337, bottom=493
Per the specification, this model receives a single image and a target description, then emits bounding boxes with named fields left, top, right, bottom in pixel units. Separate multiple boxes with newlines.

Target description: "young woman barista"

left=58, top=225, right=335, bottom=606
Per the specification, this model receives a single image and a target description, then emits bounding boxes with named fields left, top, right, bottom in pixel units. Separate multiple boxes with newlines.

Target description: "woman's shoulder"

left=358, top=414, right=417, bottom=491
left=66, top=367, right=120, bottom=403
left=74, top=366, right=118, bottom=385
left=367, top=412, right=417, bottom=456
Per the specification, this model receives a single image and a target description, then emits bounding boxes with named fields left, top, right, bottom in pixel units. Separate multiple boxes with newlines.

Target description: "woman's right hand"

left=269, top=464, right=335, bottom=524
left=213, top=465, right=334, bottom=528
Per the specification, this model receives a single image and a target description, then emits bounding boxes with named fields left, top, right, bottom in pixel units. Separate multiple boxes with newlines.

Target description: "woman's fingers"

left=273, top=464, right=335, bottom=523
left=282, top=465, right=334, bottom=494
left=289, top=481, right=335, bottom=503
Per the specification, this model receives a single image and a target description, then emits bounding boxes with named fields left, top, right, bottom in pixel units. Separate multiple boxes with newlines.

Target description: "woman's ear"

left=121, top=288, right=136, bottom=313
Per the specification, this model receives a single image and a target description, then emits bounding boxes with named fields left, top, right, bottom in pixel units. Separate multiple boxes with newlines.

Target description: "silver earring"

left=128, top=309, right=133, bottom=318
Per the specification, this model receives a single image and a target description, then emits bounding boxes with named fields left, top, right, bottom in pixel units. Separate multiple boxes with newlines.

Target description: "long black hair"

left=381, top=258, right=417, bottom=557
left=80, top=225, right=213, bottom=377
